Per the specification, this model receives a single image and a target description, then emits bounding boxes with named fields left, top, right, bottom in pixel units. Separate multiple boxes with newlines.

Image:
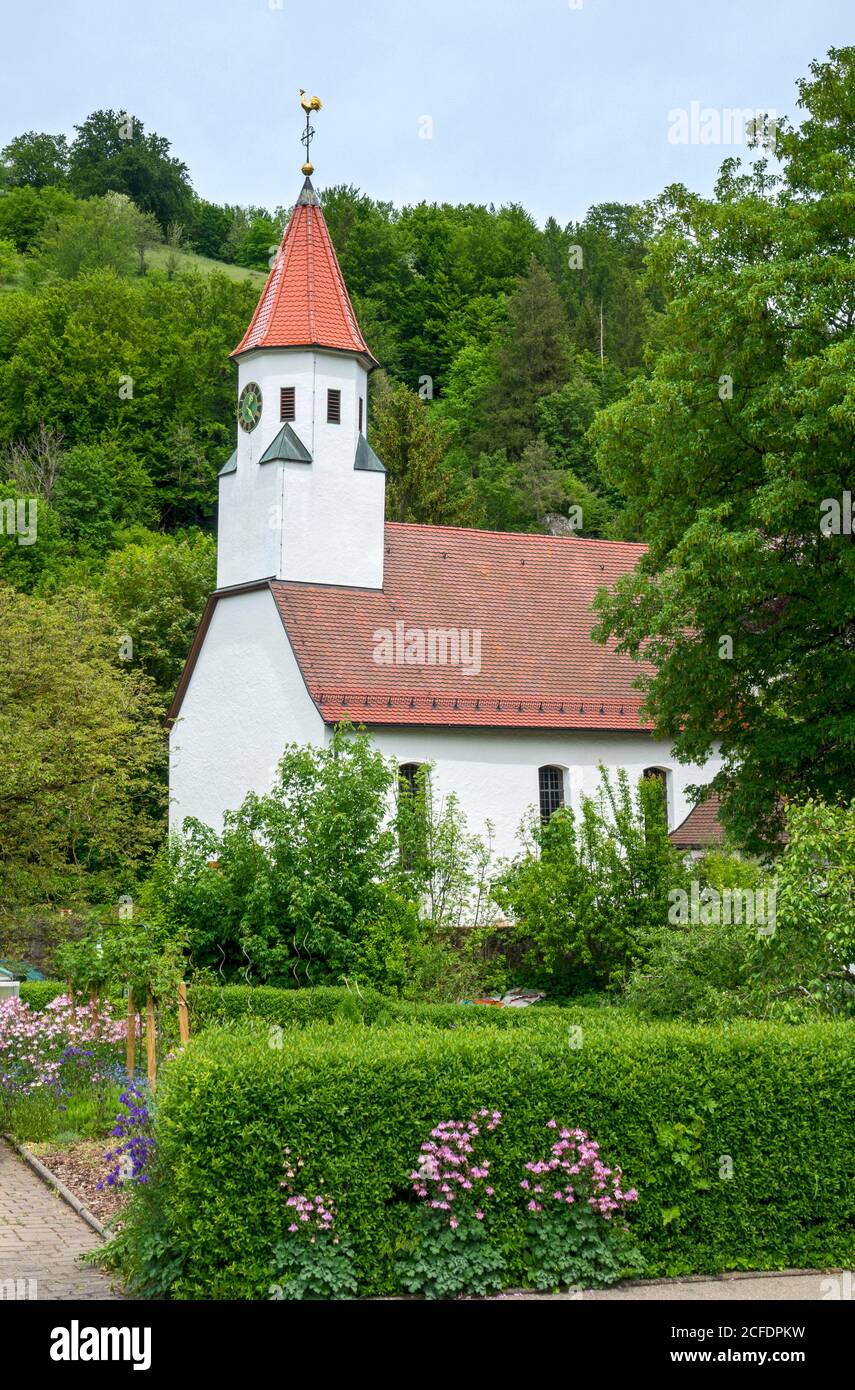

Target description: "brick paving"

left=0, top=1139, right=123, bottom=1300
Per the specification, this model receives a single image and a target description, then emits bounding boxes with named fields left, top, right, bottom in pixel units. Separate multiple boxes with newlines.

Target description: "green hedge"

left=185, top=982, right=611, bottom=1032
left=17, top=980, right=68, bottom=1009
left=132, top=1017, right=854, bottom=1298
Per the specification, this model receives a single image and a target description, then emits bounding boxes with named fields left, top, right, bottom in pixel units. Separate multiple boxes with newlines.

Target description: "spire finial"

left=299, top=88, right=323, bottom=175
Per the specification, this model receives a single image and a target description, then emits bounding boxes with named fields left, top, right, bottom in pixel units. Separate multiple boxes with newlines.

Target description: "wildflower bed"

left=107, top=1014, right=854, bottom=1298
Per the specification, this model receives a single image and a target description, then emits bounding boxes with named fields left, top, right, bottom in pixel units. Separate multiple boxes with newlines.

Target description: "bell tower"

left=216, top=98, right=385, bottom=591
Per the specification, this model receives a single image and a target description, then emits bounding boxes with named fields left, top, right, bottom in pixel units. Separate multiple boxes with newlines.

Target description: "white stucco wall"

left=370, top=725, right=722, bottom=864
left=217, top=347, right=384, bottom=591
left=168, top=588, right=325, bottom=834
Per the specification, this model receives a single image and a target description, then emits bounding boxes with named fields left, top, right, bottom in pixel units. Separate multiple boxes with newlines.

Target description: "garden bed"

left=27, top=1137, right=129, bottom=1228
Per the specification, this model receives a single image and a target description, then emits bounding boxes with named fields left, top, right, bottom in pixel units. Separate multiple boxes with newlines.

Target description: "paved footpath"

left=0, top=1139, right=123, bottom=1300
left=507, top=1272, right=841, bottom=1301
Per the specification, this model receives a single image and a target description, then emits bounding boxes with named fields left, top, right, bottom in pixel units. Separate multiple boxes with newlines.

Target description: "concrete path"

left=0, top=1139, right=123, bottom=1300
left=510, top=1271, right=846, bottom=1300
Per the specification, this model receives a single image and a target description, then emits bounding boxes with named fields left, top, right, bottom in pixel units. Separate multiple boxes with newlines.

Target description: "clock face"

left=238, top=382, right=263, bottom=432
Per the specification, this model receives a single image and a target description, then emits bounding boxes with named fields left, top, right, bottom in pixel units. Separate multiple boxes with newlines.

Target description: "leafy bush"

left=623, top=799, right=855, bottom=1021
left=108, top=1016, right=854, bottom=1297
left=184, top=982, right=600, bottom=1034
left=269, top=1150, right=357, bottom=1300
left=18, top=980, right=68, bottom=1009
left=751, top=799, right=854, bottom=1017
left=621, top=916, right=756, bottom=1021
left=146, top=725, right=504, bottom=996
left=494, top=767, right=687, bottom=990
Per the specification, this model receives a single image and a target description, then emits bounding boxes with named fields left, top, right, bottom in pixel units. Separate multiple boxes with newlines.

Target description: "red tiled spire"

left=231, top=178, right=377, bottom=365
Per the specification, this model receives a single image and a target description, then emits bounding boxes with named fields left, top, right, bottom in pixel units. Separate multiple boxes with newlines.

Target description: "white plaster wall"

left=370, top=726, right=722, bottom=864
left=168, top=588, right=325, bottom=834
left=217, top=348, right=384, bottom=590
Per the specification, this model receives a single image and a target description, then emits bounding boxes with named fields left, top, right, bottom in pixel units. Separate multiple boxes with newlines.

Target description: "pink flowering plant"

left=269, top=1148, right=356, bottom=1300
left=398, top=1109, right=506, bottom=1299
left=521, top=1121, right=644, bottom=1290
left=0, top=993, right=128, bottom=1135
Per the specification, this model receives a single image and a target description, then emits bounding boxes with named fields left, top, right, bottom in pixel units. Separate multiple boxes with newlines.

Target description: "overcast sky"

left=1, top=0, right=849, bottom=224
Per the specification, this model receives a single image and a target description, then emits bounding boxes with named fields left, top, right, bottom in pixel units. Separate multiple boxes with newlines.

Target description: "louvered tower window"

left=327, top=388, right=341, bottom=424
left=280, top=386, right=295, bottom=421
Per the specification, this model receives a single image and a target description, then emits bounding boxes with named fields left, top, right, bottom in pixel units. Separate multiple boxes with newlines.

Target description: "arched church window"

left=642, top=766, right=670, bottom=823
left=538, top=765, right=565, bottom=823
left=399, top=763, right=428, bottom=867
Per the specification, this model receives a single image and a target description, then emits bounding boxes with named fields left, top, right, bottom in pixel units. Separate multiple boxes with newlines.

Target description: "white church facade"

left=168, top=174, right=722, bottom=862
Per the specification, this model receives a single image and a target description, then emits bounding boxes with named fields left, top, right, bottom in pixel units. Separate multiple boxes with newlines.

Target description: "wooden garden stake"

left=126, top=989, right=135, bottom=1080
left=178, top=981, right=190, bottom=1046
left=146, top=991, right=157, bottom=1094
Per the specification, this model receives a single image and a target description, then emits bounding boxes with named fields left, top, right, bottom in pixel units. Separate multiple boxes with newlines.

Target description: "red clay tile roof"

left=232, top=181, right=377, bottom=365
left=670, top=793, right=725, bottom=848
left=269, top=522, right=654, bottom=730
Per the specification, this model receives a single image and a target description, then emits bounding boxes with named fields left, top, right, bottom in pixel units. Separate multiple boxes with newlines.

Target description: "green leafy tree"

left=234, top=214, right=280, bottom=270
left=68, top=109, right=193, bottom=230
left=370, top=381, right=473, bottom=524
left=592, top=48, right=855, bottom=850
left=99, top=530, right=215, bottom=699
left=185, top=198, right=232, bottom=259
left=0, top=267, right=257, bottom=525
left=751, top=798, right=855, bottom=1016
left=480, top=259, right=570, bottom=458
left=0, top=184, right=75, bottom=251
left=1, top=131, right=69, bottom=189
left=0, top=583, right=165, bottom=910
left=0, top=238, right=18, bottom=284
left=32, top=193, right=160, bottom=280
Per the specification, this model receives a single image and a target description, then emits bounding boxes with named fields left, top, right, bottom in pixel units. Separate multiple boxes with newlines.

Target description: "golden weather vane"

left=299, top=89, right=323, bottom=175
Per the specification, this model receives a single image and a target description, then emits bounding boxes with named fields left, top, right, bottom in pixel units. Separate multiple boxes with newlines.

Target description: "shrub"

left=184, top=982, right=603, bottom=1035
left=494, top=767, right=687, bottom=990
left=621, top=916, right=756, bottom=1022
left=109, top=1016, right=854, bottom=1298
left=18, top=980, right=68, bottom=1009
left=750, top=799, right=855, bottom=1017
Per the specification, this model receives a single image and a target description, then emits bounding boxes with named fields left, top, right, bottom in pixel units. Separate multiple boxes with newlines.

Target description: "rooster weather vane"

left=299, top=89, right=322, bottom=175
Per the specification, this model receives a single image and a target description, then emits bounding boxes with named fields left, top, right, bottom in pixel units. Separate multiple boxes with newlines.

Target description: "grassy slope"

left=0, top=244, right=268, bottom=293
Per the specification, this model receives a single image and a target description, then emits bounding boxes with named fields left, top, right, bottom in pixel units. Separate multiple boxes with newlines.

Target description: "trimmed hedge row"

left=135, top=1017, right=854, bottom=1298
left=184, top=982, right=611, bottom=1032
left=17, top=981, right=69, bottom=1009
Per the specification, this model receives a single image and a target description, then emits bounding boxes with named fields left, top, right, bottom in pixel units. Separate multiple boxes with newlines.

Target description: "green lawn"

left=0, top=245, right=268, bottom=293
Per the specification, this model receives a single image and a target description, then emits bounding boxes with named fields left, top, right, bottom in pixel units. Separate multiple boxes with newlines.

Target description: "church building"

left=167, top=149, right=722, bottom=862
